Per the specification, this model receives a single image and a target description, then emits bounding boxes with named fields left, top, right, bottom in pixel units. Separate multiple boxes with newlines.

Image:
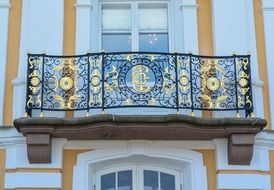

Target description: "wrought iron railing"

left=25, top=52, right=253, bottom=117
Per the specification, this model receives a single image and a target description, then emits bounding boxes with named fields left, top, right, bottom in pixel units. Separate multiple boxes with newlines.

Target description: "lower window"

left=95, top=164, right=181, bottom=190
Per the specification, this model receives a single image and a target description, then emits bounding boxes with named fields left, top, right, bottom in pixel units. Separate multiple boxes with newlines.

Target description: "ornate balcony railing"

left=25, top=52, right=253, bottom=117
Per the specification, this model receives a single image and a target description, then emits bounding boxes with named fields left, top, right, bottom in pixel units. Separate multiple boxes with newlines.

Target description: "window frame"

left=94, top=163, right=182, bottom=190
left=98, top=0, right=174, bottom=52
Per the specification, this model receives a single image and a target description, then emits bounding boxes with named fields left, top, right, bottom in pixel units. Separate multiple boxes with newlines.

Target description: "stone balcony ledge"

left=14, top=114, right=267, bottom=165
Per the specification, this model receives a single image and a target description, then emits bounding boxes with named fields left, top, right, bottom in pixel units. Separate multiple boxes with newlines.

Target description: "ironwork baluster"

left=189, top=53, right=194, bottom=116
left=101, top=51, right=105, bottom=113
left=40, top=52, right=45, bottom=117
left=25, top=53, right=32, bottom=117
left=246, top=55, right=254, bottom=117
left=233, top=53, right=240, bottom=117
left=174, top=52, right=179, bottom=113
left=87, top=52, right=91, bottom=116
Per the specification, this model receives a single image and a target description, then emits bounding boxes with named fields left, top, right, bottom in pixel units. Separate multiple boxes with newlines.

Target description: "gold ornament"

left=206, top=77, right=220, bottom=91
left=59, top=77, right=74, bottom=91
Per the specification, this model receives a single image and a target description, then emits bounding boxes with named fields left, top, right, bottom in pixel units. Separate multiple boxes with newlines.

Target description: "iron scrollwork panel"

left=26, top=52, right=253, bottom=117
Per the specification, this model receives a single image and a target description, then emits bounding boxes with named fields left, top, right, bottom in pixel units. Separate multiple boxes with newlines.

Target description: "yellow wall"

left=4, top=0, right=22, bottom=125
left=62, top=150, right=90, bottom=190
left=197, top=0, right=214, bottom=118
left=253, top=0, right=271, bottom=129
left=196, top=149, right=217, bottom=190
left=270, top=150, right=274, bottom=190
left=0, top=149, right=6, bottom=190
left=64, top=0, right=76, bottom=118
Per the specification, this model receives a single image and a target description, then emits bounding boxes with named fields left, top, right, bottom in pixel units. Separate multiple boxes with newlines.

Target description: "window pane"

left=101, top=173, right=115, bottom=190
left=139, top=4, right=168, bottom=30
left=144, top=170, right=158, bottom=190
left=102, top=34, right=131, bottom=52
left=118, top=170, right=132, bottom=190
left=139, top=33, right=168, bottom=52
left=102, top=4, right=131, bottom=30
left=160, top=172, right=175, bottom=190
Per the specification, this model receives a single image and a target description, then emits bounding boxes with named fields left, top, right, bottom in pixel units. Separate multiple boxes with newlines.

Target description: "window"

left=95, top=164, right=181, bottom=190
left=101, top=2, right=169, bottom=52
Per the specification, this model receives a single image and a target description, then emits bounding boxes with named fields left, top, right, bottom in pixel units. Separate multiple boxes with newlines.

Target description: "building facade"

left=0, top=0, right=274, bottom=189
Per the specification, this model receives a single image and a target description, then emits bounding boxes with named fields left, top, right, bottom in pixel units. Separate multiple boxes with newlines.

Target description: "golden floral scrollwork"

left=246, top=96, right=252, bottom=108
left=179, top=70, right=190, bottom=92
left=53, top=58, right=77, bottom=72
left=215, top=95, right=227, bottom=109
left=104, top=66, right=118, bottom=92
left=26, top=95, right=33, bottom=108
left=29, top=70, right=41, bottom=94
left=200, top=94, right=213, bottom=109
left=238, top=96, right=244, bottom=108
left=163, top=67, right=174, bottom=93
left=126, top=54, right=132, bottom=61
left=54, top=95, right=80, bottom=109
left=59, top=77, right=74, bottom=91
left=241, top=58, right=249, bottom=70
left=150, top=54, right=155, bottom=61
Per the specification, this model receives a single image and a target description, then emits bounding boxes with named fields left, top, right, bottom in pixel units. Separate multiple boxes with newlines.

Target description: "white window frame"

left=95, top=163, right=182, bottom=190
left=98, top=0, right=173, bottom=52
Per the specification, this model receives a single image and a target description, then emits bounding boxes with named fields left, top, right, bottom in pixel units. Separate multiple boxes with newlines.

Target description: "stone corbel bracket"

left=13, top=114, right=267, bottom=165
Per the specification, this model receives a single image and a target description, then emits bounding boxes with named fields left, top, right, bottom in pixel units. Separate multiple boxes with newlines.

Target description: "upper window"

left=101, top=2, right=169, bottom=52
left=95, top=164, right=181, bottom=190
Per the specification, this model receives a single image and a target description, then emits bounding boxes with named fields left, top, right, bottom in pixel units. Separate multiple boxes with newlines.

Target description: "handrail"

left=25, top=52, right=254, bottom=117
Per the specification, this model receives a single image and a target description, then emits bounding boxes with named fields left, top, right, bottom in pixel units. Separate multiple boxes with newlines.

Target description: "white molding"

left=3, top=136, right=66, bottom=169
left=0, top=0, right=10, bottom=125
left=5, top=172, right=62, bottom=189
left=73, top=141, right=208, bottom=190
left=213, top=138, right=270, bottom=171
left=217, top=173, right=271, bottom=190
left=262, top=0, right=274, bottom=129
left=64, top=140, right=215, bottom=150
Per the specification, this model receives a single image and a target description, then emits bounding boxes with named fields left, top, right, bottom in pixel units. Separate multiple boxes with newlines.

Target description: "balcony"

left=14, top=52, right=266, bottom=164
left=24, top=52, right=254, bottom=116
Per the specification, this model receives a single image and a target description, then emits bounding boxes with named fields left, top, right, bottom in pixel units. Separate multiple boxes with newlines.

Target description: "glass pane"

left=160, top=172, right=175, bottom=190
left=102, top=4, right=131, bottom=30
left=102, top=34, right=131, bottom=52
left=144, top=170, right=158, bottom=190
left=101, top=172, right=115, bottom=190
left=118, top=170, right=132, bottom=190
left=139, top=33, right=168, bottom=52
left=139, top=4, right=168, bottom=30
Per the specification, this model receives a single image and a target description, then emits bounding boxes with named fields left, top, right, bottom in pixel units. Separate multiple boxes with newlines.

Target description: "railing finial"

left=40, top=111, right=44, bottom=117
left=24, top=112, right=28, bottom=117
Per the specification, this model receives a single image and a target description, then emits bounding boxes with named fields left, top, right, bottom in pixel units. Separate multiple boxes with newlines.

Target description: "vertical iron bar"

left=247, top=55, right=254, bottom=116
left=25, top=53, right=31, bottom=116
left=174, top=52, right=179, bottom=113
left=40, top=53, right=45, bottom=116
left=233, top=53, right=239, bottom=116
left=101, top=52, right=105, bottom=113
left=189, top=53, right=194, bottom=114
left=87, top=53, right=91, bottom=115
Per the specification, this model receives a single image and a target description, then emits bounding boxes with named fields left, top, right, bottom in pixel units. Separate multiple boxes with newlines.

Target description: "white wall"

left=262, top=0, right=274, bottom=129
left=0, top=0, right=10, bottom=125
left=13, top=0, right=65, bottom=119
left=211, top=0, right=264, bottom=118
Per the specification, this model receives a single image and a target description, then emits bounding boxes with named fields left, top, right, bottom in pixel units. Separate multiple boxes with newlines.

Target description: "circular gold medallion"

left=91, top=76, right=100, bottom=86
left=30, top=77, right=40, bottom=87
left=206, top=77, right=220, bottom=91
left=239, top=78, right=248, bottom=87
left=180, top=76, right=189, bottom=86
left=59, top=77, right=74, bottom=91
